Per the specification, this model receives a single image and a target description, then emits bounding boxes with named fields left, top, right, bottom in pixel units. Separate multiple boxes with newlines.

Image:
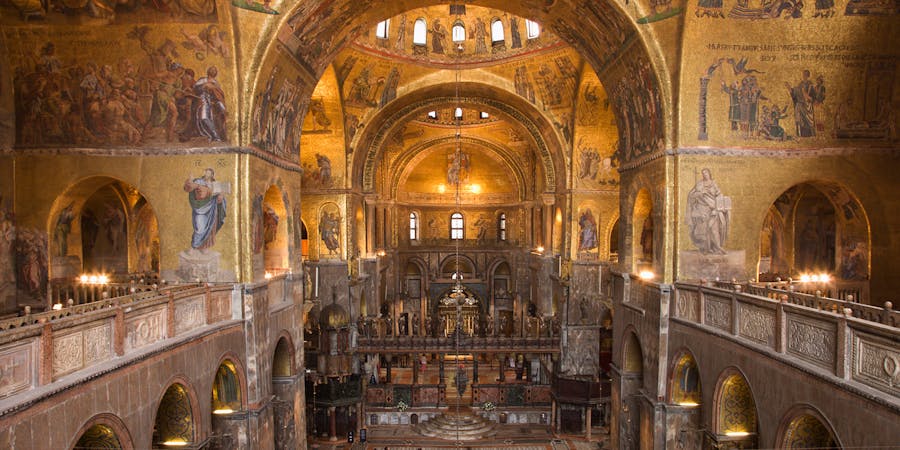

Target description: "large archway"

left=758, top=181, right=871, bottom=303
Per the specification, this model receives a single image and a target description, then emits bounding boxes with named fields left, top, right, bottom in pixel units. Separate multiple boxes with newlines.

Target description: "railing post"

left=205, top=284, right=213, bottom=325
left=114, top=307, right=125, bottom=356
left=775, top=295, right=787, bottom=354
left=40, top=323, right=53, bottom=385
left=167, top=291, right=176, bottom=338
left=731, top=284, right=740, bottom=336
left=698, top=285, right=706, bottom=325
left=835, top=308, right=852, bottom=380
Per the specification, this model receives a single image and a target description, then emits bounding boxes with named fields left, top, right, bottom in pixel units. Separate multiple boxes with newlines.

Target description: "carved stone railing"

left=356, top=336, right=560, bottom=354
left=0, top=282, right=238, bottom=401
left=712, top=280, right=896, bottom=327
left=673, top=282, right=900, bottom=403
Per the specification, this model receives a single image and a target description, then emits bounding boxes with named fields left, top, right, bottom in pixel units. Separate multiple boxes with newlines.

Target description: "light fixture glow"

left=213, top=408, right=235, bottom=415
left=535, top=246, right=544, bottom=253
left=52, top=303, right=63, bottom=310
left=437, top=184, right=446, bottom=194
left=162, top=439, right=189, bottom=446
left=264, top=272, right=272, bottom=280
left=639, top=270, right=655, bottom=281
left=799, top=274, right=811, bottom=283
left=89, top=275, right=98, bottom=284
left=819, top=273, right=830, bottom=283
left=810, top=274, right=820, bottom=282
left=725, top=431, right=750, bottom=437
left=677, top=401, right=699, bottom=407
left=97, top=274, right=109, bottom=284
left=469, top=184, right=481, bottom=194
left=80, top=275, right=89, bottom=283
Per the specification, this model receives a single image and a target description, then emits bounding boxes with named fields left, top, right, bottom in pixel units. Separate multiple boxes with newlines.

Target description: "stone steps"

left=415, top=408, right=497, bottom=441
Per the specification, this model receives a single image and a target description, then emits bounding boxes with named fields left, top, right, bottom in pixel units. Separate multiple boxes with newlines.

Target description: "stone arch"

left=757, top=180, right=871, bottom=301
left=272, top=332, right=299, bottom=450
left=262, top=185, right=289, bottom=273
left=607, top=214, right=621, bottom=263
left=248, top=0, right=671, bottom=170
left=713, top=367, right=758, bottom=444
left=49, top=176, right=160, bottom=281
left=390, top=134, right=528, bottom=202
left=211, top=354, right=247, bottom=413
left=631, top=187, right=655, bottom=274
left=621, top=329, right=644, bottom=375
left=359, top=86, right=558, bottom=195
left=152, top=379, right=201, bottom=447
left=668, top=349, right=702, bottom=406
left=774, top=404, right=841, bottom=449
left=439, top=254, right=477, bottom=280
left=70, top=413, right=134, bottom=450
left=272, top=333, right=296, bottom=378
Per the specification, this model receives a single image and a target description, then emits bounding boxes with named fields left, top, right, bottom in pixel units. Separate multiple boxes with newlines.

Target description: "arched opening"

left=713, top=370, right=758, bottom=448
left=49, top=177, right=160, bottom=305
left=74, top=424, right=124, bottom=449
left=669, top=351, right=703, bottom=449
left=272, top=336, right=297, bottom=450
left=152, top=383, right=196, bottom=447
left=262, top=185, right=289, bottom=273
left=759, top=182, right=870, bottom=302
left=211, top=360, right=242, bottom=414
left=299, top=221, right=309, bottom=258
left=609, top=217, right=621, bottom=262
left=618, top=331, right=644, bottom=449
left=623, top=332, right=643, bottom=374
left=776, top=407, right=841, bottom=449
left=210, top=359, right=245, bottom=448
left=632, top=188, right=654, bottom=273
left=72, top=414, right=134, bottom=450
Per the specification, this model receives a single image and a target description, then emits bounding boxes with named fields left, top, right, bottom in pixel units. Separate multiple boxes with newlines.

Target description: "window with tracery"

left=409, top=212, right=418, bottom=241
left=498, top=213, right=507, bottom=241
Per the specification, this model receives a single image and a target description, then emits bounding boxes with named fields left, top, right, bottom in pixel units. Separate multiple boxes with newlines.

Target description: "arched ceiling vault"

left=251, top=0, right=670, bottom=164
left=353, top=84, right=563, bottom=194
left=390, top=136, right=529, bottom=202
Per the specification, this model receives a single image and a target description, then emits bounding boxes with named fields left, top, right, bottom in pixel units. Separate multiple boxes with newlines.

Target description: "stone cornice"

left=2, top=146, right=304, bottom=173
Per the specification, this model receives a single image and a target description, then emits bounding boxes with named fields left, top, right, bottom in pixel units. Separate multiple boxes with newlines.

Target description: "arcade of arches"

left=0, top=0, right=898, bottom=449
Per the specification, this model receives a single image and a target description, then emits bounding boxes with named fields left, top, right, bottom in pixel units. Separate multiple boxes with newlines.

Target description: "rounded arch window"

left=451, top=213, right=464, bottom=240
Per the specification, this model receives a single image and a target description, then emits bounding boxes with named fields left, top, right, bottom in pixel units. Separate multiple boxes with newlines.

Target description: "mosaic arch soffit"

left=389, top=135, right=529, bottom=201
left=361, top=95, right=558, bottom=193
left=251, top=0, right=666, bottom=151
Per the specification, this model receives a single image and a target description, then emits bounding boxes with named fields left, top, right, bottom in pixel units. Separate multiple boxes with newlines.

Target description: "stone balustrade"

left=0, top=282, right=239, bottom=402
left=719, top=280, right=896, bottom=327
left=672, top=281, right=900, bottom=403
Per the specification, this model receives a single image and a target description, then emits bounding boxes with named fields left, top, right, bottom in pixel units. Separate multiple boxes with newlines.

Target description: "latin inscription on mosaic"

left=853, top=334, right=900, bottom=396
left=0, top=342, right=34, bottom=397
left=175, top=296, right=205, bottom=335
left=125, top=308, right=167, bottom=352
left=787, top=316, right=835, bottom=369
left=83, top=324, right=112, bottom=366
left=676, top=290, right=700, bottom=322
left=739, top=304, right=775, bottom=347
left=705, top=296, right=732, bottom=332
left=52, top=331, right=83, bottom=378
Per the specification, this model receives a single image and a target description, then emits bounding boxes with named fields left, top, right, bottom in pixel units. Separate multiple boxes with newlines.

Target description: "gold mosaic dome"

left=319, top=303, right=350, bottom=329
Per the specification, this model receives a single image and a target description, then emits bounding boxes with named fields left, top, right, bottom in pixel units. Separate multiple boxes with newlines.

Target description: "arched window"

left=491, top=19, right=505, bottom=43
left=376, top=19, right=390, bottom=39
left=498, top=213, right=507, bottom=241
left=454, top=107, right=463, bottom=119
left=452, top=21, right=466, bottom=42
left=413, top=18, right=427, bottom=45
left=409, top=212, right=418, bottom=241
left=525, top=19, right=540, bottom=39
left=451, top=213, right=464, bottom=240
left=427, top=110, right=438, bottom=120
